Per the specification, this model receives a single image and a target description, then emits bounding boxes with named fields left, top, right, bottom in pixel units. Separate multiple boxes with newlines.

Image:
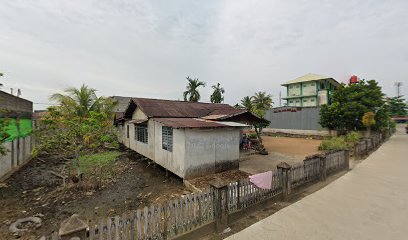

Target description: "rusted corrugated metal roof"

left=132, top=98, right=238, bottom=118
left=152, top=118, right=234, bottom=129
left=111, top=96, right=132, bottom=113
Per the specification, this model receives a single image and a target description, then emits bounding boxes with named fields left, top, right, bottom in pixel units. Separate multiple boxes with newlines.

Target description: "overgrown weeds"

left=318, top=131, right=361, bottom=151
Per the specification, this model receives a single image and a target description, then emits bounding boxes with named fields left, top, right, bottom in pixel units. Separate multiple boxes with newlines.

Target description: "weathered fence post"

left=319, top=154, right=327, bottom=181
left=59, top=214, right=88, bottom=240
left=209, top=179, right=228, bottom=233
left=237, top=180, right=241, bottom=209
left=277, top=162, right=291, bottom=200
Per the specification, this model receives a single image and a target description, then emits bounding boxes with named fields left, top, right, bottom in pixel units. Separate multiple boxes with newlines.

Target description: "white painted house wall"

left=120, top=106, right=241, bottom=178
left=184, top=128, right=240, bottom=178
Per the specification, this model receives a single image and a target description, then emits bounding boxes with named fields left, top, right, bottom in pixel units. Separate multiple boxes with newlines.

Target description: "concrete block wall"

left=0, top=90, right=33, bottom=114
left=0, top=136, right=32, bottom=180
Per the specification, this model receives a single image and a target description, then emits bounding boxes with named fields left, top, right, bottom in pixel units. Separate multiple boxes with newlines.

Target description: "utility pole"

left=395, top=82, right=403, bottom=97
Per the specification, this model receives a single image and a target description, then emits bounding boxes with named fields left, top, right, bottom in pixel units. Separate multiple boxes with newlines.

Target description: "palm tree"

left=50, top=84, right=116, bottom=118
left=183, top=76, right=206, bottom=102
left=240, top=96, right=254, bottom=111
left=252, top=91, right=273, bottom=111
left=210, top=83, right=225, bottom=103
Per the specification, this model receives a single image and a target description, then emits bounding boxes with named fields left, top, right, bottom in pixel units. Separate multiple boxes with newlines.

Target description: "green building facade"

left=282, top=73, right=340, bottom=107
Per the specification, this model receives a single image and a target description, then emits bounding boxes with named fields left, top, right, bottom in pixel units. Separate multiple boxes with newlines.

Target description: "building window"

left=296, top=85, right=300, bottom=88
left=311, top=98, right=315, bottom=102
left=162, top=126, right=173, bottom=152
left=303, top=99, right=308, bottom=102
left=289, top=86, right=293, bottom=89
left=296, top=100, right=300, bottom=103
left=127, top=125, right=129, bottom=138
left=289, top=100, right=294, bottom=104
left=136, top=125, right=148, bottom=143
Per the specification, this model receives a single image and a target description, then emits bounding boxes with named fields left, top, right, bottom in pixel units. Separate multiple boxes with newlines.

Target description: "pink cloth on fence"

left=249, top=171, right=273, bottom=189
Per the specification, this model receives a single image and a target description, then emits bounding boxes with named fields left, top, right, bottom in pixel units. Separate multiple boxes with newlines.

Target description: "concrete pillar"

left=59, top=214, right=88, bottom=240
left=344, top=150, right=350, bottom=170
left=277, top=162, right=291, bottom=200
left=210, top=178, right=229, bottom=233
left=319, top=155, right=327, bottom=181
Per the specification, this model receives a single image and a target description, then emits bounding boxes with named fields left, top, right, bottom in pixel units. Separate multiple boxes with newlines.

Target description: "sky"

left=1, top=0, right=408, bottom=110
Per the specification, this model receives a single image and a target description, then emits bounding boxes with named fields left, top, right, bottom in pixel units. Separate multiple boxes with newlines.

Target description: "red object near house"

left=349, top=75, right=359, bottom=84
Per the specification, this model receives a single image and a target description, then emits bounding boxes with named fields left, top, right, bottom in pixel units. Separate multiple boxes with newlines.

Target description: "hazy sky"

left=1, top=0, right=407, bottom=109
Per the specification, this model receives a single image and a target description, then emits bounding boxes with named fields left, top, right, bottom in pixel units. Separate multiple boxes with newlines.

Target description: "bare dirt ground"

left=187, top=170, right=249, bottom=191
left=0, top=151, right=187, bottom=239
left=240, top=136, right=322, bottom=174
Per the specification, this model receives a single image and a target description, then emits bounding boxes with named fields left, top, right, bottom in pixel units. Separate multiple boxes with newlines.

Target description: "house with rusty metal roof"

left=116, top=97, right=268, bottom=179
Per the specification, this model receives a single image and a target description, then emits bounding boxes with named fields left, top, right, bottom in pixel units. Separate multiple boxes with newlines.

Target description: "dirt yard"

left=240, top=136, right=322, bottom=174
left=0, top=151, right=187, bottom=239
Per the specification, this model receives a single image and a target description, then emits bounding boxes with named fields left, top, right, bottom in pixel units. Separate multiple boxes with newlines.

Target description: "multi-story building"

left=282, top=73, right=340, bottom=107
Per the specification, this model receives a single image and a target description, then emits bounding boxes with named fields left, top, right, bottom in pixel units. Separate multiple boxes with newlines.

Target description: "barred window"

left=162, top=126, right=173, bottom=152
left=135, top=125, right=148, bottom=143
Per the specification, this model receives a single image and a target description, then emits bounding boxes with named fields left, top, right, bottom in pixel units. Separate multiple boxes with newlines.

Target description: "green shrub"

left=79, top=151, right=122, bottom=174
left=345, top=131, right=361, bottom=146
left=247, top=133, right=257, bottom=139
left=319, top=131, right=361, bottom=151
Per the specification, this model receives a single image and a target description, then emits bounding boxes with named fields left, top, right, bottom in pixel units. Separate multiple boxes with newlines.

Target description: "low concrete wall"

left=0, top=136, right=32, bottom=180
left=263, top=128, right=333, bottom=138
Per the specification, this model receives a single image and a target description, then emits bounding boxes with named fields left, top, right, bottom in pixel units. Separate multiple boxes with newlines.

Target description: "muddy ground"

left=0, top=151, right=187, bottom=239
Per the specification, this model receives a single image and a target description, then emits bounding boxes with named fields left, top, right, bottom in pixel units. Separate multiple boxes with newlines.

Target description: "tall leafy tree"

left=252, top=91, right=273, bottom=116
left=210, top=83, right=225, bottom=103
left=183, top=76, right=206, bottom=102
left=320, top=79, right=389, bottom=131
left=240, top=92, right=273, bottom=147
left=387, top=96, right=407, bottom=116
left=50, top=84, right=115, bottom=118
left=240, top=96, right=254, bottom=111
left=36, top=85, right=117, bottom=179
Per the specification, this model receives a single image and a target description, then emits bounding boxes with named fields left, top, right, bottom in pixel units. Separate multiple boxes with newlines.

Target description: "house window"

left=289, top=100, right=294, bottom=104
left=311, top=98, right=315, bottom=102
left=303, top=99, right=308, bottom=102
left=136, top=125, right=148, bottom=143
left=289, top=86, right=293, bottom=89
left=162, top=126, right=173, bottom=152
left=127, top=125, right=129, bottom=138
left=296, top=85, right=300, bottom=88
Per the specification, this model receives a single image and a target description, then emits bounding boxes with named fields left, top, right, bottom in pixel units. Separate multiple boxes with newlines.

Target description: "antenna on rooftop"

left=395, top=82, right=403, bottom=97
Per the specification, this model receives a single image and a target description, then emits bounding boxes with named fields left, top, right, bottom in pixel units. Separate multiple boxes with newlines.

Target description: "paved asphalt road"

left=227, top=125, right=408, bottom=240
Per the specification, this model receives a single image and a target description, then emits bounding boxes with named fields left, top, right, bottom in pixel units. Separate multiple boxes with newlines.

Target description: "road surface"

left=227, top=125, right=408, bottom=240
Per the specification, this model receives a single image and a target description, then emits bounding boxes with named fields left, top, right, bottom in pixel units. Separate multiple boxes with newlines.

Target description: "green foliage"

left=79, top=151, right=121, bottom=174
left=0, top=116, right=10, bottom=156
left=320, top=79, right=389, bottom=131
left=387, top=96, right=407, bottom=116
left=239, top=92, right=273, bottom=146
left=210, top=83, right=225, bottom=103
left=50, top=84, right=116, bottom=118
left=35, top=85, right=118, bottom=177
left=362, top=112, right=376, bottom=129
left=240, top=96, right=253, bottom=111
left=319, top=131, right=362, bottom=151
left=247, top=132, right=257, bottom=139
left=183, top=76, right=206, bottom=102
